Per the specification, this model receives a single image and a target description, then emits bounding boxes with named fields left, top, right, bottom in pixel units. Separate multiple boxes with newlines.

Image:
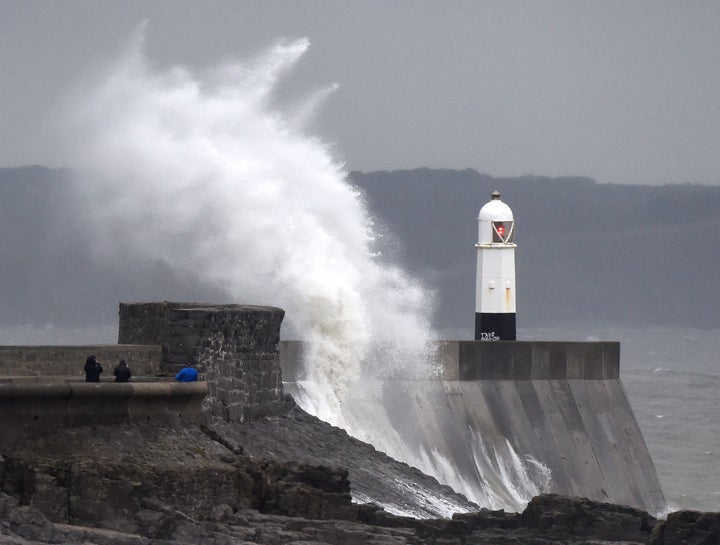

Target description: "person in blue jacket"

left=175, top=365, right=198, bottom=382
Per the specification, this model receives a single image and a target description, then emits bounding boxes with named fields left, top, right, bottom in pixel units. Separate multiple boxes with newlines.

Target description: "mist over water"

left=60, top=30, right=434, bottom=431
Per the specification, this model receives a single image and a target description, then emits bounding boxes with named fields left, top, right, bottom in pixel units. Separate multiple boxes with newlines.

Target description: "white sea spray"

left=52, top=26, right=558, bottom=516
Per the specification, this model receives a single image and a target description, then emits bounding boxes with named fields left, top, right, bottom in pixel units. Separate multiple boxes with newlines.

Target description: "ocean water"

left=620, top=329, right=720, bottom=514
left=523, top=326, right=720, bottom=514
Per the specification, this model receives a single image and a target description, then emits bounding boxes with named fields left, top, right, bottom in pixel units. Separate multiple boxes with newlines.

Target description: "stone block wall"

left=119, top=302, right=286, bottom=423
left=118, top=302, right=200, bottom=369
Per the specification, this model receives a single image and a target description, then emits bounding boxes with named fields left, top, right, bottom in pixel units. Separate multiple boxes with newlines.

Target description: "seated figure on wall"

left=84, top=355, right=103, bottom=383
left=113, top=359, right=132, bottom=382
left=175, top=365, right=198, bottom=382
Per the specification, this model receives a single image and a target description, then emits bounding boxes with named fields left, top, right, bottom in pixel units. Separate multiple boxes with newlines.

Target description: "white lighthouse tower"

left=475, top=191, right=516, bottom=341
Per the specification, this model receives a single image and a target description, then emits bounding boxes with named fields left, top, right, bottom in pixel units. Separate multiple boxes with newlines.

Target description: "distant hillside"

left=1, top=166, right=718, bottom=335
left=349, top=168, right=720, bottom=333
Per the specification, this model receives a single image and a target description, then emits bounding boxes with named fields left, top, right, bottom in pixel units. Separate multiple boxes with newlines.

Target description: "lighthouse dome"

left=477, top=191, right=515, bottom=245
left=478, top=191, right=513, bottom=221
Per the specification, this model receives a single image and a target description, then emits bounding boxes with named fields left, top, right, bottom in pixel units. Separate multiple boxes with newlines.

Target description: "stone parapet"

left=0, top=345, right=162, bottom=378
left=0, top=381, right=207, bottom=447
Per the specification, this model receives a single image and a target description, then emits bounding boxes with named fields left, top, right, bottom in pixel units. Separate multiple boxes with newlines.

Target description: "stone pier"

left=280, top=339, right=666, bottom=514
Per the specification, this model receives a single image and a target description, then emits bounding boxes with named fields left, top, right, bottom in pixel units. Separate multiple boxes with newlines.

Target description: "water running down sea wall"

left=281, top=340, right=667, bottom=515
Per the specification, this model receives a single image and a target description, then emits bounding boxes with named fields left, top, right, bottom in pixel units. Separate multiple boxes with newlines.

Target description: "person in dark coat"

left=84, top=355, right=103, bottom=382
left=113, top=359, right=132, bottom=383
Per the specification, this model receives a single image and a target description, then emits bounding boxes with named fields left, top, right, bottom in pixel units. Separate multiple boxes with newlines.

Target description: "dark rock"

left=209, top=503, right=234, bottom=522
left=251, top=458, right=357, bottom=521
left=651, top=510, right=720, bottom=545
left=452, top=508, right=519, bottom=530
left=215, top=403, right=479, bottom=518
left=0, top=495, right=63, bottom=543
left=520, top=494, right=656, bottom=542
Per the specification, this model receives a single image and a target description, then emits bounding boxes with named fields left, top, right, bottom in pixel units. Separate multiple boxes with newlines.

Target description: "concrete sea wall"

left=281, top=340, right=666, bottom=514
left=437, top=340, right=619, bottom=380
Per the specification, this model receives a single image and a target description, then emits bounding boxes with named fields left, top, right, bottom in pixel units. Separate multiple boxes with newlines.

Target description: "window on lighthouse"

left=492, top=221, right=514, bottom=243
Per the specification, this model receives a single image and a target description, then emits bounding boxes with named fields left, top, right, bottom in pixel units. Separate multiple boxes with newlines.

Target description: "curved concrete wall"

left=0, top=381, right=207, bottom=447
left=381, top=378, right=665, bottom=513
left=280, top=340, right=666, bottom=514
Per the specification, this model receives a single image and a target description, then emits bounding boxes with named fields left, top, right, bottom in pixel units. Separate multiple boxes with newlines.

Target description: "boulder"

left=651, top=510, right=720, bottom=545
left=520, top=494, right=656, bottom=542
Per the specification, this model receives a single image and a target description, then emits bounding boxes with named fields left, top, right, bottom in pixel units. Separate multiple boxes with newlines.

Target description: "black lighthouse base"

left=475, top=312, right=516, bottom=341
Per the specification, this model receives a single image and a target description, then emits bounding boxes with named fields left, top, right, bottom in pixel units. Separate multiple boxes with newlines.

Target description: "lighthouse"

left=475, top=191, right=516, bottom=341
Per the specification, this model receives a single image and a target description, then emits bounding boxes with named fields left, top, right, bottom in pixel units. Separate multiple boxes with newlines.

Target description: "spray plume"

left=59, top=28, right=435, bottom=429
left=55, top=29, right=551, bottom=514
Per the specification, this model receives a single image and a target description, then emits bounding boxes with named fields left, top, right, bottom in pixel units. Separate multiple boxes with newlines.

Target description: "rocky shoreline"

left=1, top=397, right=718, bottom=545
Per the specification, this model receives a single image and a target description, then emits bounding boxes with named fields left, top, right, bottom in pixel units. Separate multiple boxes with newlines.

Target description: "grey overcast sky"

left=1, top=0, right=719, bottom=185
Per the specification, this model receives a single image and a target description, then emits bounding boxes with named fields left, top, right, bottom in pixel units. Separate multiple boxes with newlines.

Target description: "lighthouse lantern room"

left=475, top=191, right=517, bottom=341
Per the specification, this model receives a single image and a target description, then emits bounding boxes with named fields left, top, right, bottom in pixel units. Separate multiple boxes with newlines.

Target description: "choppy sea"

left=523, top=326, right=720, bottom=514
